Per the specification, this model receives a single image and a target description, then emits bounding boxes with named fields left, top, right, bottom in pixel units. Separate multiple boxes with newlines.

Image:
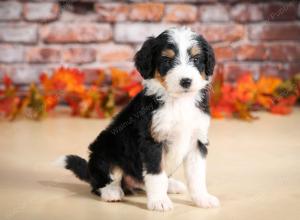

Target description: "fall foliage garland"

left=0, top=66, right=299, bottom=121
left=211, top=71, right=300, bottom=120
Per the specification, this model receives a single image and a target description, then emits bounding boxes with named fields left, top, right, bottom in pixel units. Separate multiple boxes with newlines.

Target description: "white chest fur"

left=151, top=93, right=210, bottom=176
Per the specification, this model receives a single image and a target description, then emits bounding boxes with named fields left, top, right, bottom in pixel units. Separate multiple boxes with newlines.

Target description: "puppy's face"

left=135, top=27, right=215, bottom=96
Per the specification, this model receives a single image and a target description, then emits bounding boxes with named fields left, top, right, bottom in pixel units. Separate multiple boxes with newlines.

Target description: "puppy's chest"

left=151, top=96, right=209, bottom=175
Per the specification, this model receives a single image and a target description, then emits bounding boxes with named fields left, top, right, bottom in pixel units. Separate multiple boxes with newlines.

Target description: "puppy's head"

left=135, top=27, right=215, bottom=97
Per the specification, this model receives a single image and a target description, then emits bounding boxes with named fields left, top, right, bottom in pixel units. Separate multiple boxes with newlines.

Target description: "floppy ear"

left=198, top=35, right=216, bottom=77
left=134, top=37, right=156, bottom=79
left=199, top=36, right=215, bottom=77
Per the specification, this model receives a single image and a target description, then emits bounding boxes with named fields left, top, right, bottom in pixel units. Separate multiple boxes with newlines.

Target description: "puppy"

left=58, top=27, right=219, bottom=211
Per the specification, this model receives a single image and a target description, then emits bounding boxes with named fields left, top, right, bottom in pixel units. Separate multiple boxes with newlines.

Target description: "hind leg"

left=88, top=155, right=124, bottom=201
left=100, top=167, right=124, bottom=202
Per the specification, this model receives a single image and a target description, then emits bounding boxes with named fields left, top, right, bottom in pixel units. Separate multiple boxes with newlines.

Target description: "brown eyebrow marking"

left=190, top=45, right=202, bottom=57
left=154, top=70, right=167, bottom=88
left=161, top=49, right=175, bottom=58
left=200, top=71, right=206, bottom=80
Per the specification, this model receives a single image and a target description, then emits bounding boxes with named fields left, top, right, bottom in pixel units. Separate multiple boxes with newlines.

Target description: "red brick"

left=261, top=63, right=300, bottom=78
left=192, top=24, right=245, bottom=43
left=60, top=11, right=97, bottom=22
left=98, top=44, right=134, bottom=62
left=0, top=65, right=49, bottom=84
left=264, top=2, right=297, bottom=21
left=282, top=63, right=300, bottom=77
left=213, top=45, right=234, bottom=62
left=0, top=1, right=22, bottom=21
left=199, top=5, right=229, bottom=22
left=0, top=45, right=23, bottom=63
left=40, top=23, right=112, bottom=43
left=223, top=62, right=260, bottom=82
left=25, top=47, right=61, bottom=63
left=129, top=3, right=164, bottom=22
left=230, top=4, right=264, bottom=23
left=164, top=4, right=197, bottom=23
left=0, top=24, right=38, bottom=43
left=63, top=48, right=96, bottom=64
left=259, top=62, right=300, bottom=78
left=259, top=63, right=285, bottom=76
left=249, top=23, right=300, bottom=41
left=95, top=3, right=129, bottom=22
left=235, top=44, right=268, bottom=61
left=268, top=43, right=300, bottom=62
left=114, top=23, right=174, bottom=43
left=23, top=2, right=60, bottom=22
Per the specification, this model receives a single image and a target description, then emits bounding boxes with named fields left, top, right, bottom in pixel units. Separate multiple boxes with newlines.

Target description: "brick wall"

left=0, top=0, right=300, bottom=84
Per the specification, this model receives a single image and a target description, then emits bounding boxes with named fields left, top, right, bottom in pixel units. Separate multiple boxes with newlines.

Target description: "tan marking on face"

left=200, top=71, right=206, bottom=80
left=190, top=45, right=201, bottom=57
left=161, top=49, right=175, bottom=58
left=190, top=46, right=205, bottom=79
left=154, top=70, right=167, bottom=88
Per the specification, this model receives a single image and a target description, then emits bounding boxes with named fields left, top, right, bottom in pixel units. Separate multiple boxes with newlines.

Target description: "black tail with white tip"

left=56, top=155, right=90, bottom=183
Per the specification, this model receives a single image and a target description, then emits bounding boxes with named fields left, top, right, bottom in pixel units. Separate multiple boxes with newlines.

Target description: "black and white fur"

left=57, top=27, right=219, bottom=211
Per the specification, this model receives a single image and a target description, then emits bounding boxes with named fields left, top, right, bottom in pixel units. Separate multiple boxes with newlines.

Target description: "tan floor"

left=0, top=109, right=300, bottom=220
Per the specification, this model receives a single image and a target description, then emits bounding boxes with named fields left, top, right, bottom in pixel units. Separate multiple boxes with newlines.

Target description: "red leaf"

left=3, top=74, right=12, bottom=88
left=270, top=105, right=292, bottom=115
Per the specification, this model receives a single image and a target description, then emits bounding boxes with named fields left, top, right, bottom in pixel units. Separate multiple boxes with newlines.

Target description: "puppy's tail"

left=54, top=155, right=90, bottom=183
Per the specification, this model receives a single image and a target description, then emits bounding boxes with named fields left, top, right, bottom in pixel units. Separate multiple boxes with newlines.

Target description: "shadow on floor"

left=38, top=180, right=150, bottom=210
left=38, top=180, right=195, bottom=210
left=39, top=180, right=98, bottom=201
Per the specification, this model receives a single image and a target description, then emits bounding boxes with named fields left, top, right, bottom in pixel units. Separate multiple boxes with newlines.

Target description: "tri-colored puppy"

left=58, top=27, right=219, bottom=211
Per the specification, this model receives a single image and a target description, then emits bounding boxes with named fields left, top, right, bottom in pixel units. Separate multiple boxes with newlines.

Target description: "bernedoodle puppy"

left=57, top=27, right=220, bottom=211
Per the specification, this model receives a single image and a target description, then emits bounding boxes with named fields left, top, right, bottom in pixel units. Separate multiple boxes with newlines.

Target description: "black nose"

left=180, top=78, right=192, bottom=89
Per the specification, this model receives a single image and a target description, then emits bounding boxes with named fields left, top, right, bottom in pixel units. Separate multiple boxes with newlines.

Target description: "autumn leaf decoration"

left=0, top=67, right=299, bottom=121
left=0, top=74, right=21, bottom=120
left=210, top=72, right=300, bottom=120
left=0, top=67, right=144, bottom=120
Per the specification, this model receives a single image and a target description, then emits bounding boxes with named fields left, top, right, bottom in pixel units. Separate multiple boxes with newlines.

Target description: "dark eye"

left=162, top=56, right=173, bottom=65
left=193, top=56, right=200, bottom=63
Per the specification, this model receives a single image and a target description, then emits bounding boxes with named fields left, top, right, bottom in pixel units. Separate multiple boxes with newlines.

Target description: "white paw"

left=100, top=185, right=124, bottom=202
left=193, top=193, right=220, bottom=208
left=168, top=178, right=186, bottom=194
left=147, top=195, right=173, bottom=211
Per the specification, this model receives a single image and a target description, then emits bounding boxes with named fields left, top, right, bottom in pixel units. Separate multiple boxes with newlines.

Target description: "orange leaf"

left=128, top=84, right=143, bottom=97
left=257, top=75, right=282, bottom=95
left=256, top=95, right=274, bottom=109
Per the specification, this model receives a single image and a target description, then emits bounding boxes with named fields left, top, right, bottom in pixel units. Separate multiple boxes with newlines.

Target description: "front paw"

left=193, top=193, right=220, bottom=208
left=147, top=195, right=173, bottom=211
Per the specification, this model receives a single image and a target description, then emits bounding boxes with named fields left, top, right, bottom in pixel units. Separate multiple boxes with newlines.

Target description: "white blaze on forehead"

left=167, top=27, right=198, bottom=64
